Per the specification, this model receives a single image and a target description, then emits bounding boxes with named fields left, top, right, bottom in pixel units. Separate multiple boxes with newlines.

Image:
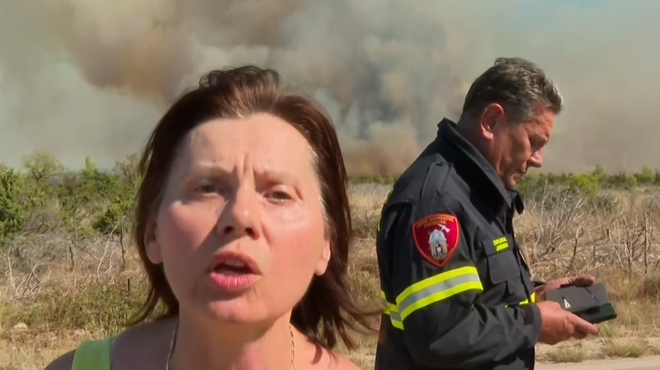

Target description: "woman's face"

left=144, top=113, right=331, bottom=324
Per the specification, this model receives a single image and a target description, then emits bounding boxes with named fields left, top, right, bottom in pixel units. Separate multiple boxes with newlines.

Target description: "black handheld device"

left=544, top=281, right=617, bottom=324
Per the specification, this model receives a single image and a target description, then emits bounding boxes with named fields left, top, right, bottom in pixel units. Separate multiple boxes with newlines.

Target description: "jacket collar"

left=433, top=118, right=524, bottom=214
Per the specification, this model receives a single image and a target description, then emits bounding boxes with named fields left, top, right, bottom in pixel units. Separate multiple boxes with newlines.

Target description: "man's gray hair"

left=460, top=57, right=563, bottom=124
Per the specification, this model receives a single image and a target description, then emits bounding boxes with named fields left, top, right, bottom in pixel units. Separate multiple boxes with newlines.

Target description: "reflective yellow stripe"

left=493, top=236, right=508, bottom=252
left=505, top=292, right=536, bottom=307
left=381, top=266, right=483, bottom=329
left=384, top=271, right=536, bottom=329
left=387, top=305, right=403, bottom=329
left=376, top=187, right=394, bottom=232
left=396, top=266, right=483, bottom=321
left=381, top=291, right=403, bottom=329
left=519, top=292, right=536, bottom=305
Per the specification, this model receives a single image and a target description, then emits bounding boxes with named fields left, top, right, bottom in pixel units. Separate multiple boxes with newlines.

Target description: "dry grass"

left=3, top=182, right=660, bottom=369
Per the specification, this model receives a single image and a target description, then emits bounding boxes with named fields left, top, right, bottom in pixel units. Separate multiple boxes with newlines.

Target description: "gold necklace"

left=165, top=321, right=296, bottom=370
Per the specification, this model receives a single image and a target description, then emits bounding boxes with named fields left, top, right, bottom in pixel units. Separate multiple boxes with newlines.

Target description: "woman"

left=45, top=66, right=377, bottom=370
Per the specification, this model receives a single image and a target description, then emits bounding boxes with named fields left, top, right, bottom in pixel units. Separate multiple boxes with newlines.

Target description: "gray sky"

left=0, top=0, right=657, bottom=175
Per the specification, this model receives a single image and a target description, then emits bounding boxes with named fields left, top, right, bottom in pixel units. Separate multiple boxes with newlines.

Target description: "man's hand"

left=535, top=274, right=596, bottom=300
left=536, top=301, right=599, bottom=345
left=543, top=274, right=596, bottom=290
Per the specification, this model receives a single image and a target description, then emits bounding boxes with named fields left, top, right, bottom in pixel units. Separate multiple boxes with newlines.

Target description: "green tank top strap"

left=71, top=337, right=114, bottom=370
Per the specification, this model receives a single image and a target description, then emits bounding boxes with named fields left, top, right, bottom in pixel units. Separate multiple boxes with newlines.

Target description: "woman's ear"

left=144, top=219, right=163, bottom=264
left=314, top=240, right=331, bottom=276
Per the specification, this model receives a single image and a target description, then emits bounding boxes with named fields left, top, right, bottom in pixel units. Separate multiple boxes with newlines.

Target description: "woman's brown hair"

left=130, top=65, right=377, bottom=349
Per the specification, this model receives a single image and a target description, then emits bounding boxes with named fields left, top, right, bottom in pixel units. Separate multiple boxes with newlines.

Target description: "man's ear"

left=144, top=218, right=163, bottom=265
left=314, top=240, right=331, bottom=276
left=479, top=103, right=505, bottom=140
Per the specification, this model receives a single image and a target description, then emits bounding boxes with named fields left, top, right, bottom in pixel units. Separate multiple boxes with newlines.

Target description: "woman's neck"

left=169, top=311, right=295, bottom=370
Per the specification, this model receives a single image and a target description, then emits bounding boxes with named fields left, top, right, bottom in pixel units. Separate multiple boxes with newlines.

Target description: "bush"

left=3, top=151, right=660, bottom=250
left=0, top=168, right=26, bottom=244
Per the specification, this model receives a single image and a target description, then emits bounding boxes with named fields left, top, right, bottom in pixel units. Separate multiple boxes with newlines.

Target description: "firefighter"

left=374, top=57, right=600, bottom=370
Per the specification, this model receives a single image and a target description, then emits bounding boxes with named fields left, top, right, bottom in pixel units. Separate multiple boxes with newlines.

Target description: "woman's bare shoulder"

left=111, top=318, right=177, bottom=368
left=113, top=317, right=176, bottom=348
left=42, top=319, right=176, bottom=370
left=44, top=349, right=75, bottom=370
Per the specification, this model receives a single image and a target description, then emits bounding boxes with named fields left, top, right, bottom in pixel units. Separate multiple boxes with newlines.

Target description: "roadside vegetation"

left=2, top=150, right=660, bottom=368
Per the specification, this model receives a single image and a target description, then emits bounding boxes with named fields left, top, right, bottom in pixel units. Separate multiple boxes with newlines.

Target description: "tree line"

left=1, top=150, right=658, bottom=245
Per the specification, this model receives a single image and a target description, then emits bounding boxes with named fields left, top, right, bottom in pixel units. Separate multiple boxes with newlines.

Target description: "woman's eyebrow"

left=188, top=162, right=298, bottom=184
left=189, top=161, right=231, bottom=176
left=256, top=168, right=298, bottom=184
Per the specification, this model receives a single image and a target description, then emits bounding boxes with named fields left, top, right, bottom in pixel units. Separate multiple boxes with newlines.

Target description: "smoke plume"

left=0, top=0, right=658, bottom=175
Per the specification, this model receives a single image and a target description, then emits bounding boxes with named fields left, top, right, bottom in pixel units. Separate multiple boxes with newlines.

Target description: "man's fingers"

left=573, top=317, right=599, bottom=336
left=572, top=274, right=596, bottom=287
left=545, top=277, right=570, bottom=290
left=572, top=330, right=588, bottom=340
left=545, top=274, right=596, bottom=290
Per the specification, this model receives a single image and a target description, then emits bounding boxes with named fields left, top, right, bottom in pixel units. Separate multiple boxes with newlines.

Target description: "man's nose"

left=528, top=150, right=543, bottom=168
left=216, top=185, right=260, bottom=240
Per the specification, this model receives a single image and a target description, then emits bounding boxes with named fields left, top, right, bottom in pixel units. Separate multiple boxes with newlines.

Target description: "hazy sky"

left=0, top=0, right=657, bottom=175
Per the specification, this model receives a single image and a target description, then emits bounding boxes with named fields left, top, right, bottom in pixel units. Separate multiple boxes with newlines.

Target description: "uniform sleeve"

left=383, top=196, right=542, bottom=369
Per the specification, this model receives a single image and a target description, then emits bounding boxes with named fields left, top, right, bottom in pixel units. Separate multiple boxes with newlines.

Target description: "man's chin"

left=503, top=177, right=518, bottom=189
left=508, top=172, right=527, bottom=188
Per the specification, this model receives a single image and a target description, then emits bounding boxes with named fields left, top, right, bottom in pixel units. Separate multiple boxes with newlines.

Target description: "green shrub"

left=2, top=150, right=660, bottom=248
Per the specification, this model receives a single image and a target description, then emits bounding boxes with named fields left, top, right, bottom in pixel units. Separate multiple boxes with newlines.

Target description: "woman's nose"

left=217, top=185, right=259, bottom=240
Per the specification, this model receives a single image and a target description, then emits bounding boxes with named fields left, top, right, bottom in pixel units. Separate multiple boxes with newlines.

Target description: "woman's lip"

left=208, top=250, right=262, bottom=275
left=208, top=271, right=260, bottom=293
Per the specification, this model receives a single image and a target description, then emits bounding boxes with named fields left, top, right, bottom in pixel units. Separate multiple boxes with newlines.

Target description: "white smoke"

left=0, top=0, right=658, bottom=174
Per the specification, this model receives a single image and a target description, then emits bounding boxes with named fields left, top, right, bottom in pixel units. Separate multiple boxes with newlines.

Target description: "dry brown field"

left=2, top=182, right=660, bottom=369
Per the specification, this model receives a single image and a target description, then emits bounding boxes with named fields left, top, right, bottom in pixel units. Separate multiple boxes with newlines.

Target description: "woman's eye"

left=269, top=190, right=291, bottom=201
left=196, top=183, right=219, bottom=194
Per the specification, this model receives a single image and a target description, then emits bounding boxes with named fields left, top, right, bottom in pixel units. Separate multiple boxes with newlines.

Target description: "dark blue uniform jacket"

left=374, top=119, right=542, bottom=370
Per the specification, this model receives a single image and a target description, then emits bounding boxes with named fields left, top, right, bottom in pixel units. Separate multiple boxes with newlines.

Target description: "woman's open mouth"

left=207, top=251, right=261, bottom=293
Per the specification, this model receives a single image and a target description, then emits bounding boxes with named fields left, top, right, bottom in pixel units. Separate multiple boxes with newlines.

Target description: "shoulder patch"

left=412, top=213, right=460, bottom=268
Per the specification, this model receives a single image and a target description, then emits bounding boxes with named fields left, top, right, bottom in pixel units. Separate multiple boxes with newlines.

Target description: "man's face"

left=479, top=104, right=555, bottom=189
